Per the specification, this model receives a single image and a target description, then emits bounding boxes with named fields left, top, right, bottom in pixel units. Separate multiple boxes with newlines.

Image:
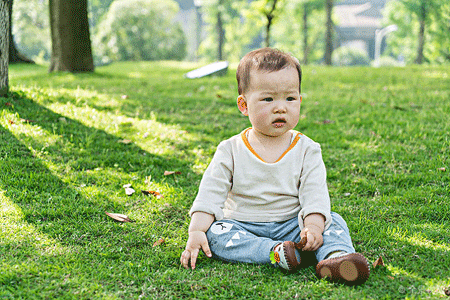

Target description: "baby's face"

left=241, top=67, right=301, bottom=137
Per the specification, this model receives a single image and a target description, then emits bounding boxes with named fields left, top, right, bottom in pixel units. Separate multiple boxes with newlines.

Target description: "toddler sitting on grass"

left=180, top=47, right=370, bottom=285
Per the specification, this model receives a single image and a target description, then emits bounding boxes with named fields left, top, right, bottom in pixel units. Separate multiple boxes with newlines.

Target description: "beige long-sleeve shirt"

left=189, top=128, right=332, bottom=230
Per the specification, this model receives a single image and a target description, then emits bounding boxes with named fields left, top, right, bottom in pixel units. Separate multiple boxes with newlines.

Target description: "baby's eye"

left=262, top=97, right=273, bottom=102
left=286, top=97, right=296, bottom=101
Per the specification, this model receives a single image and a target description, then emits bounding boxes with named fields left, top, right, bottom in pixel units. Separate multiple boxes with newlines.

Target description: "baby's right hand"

left=180, top=231, right=212, bottom=270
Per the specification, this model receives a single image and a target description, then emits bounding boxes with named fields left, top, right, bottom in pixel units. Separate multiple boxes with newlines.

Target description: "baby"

left=180, top=48, right=370, bottom=285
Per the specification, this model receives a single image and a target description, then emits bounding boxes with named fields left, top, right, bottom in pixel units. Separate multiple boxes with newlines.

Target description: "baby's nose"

left=274, top=102, right=287, bottom=113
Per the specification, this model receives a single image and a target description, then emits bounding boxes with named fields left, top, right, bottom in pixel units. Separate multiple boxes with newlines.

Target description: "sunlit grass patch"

left=1, top=62, right=449, bottom=299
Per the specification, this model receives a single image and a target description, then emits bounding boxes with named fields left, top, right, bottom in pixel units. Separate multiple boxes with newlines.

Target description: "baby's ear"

left=237, top=96, right=248, bottom=116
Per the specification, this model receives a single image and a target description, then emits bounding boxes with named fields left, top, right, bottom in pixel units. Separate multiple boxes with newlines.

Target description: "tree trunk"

left=415, top=2, right=426, bottom=64
left=265, top=16, right=272, bottom=48
left=8, top=0, right=33, bottom=64
left=264, top=0, right=278, bottom=48
left=49, top=0, right=94, bottom=73
left=217, top=5, right=224, bottom=61
left=324, top=0, right=333, bottom=65
left=0, top=0, right=10, bottom=96
left=302, top=3, right=309, bottom=65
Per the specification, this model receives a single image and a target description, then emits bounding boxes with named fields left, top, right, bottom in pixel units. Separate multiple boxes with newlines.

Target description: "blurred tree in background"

left=198, top=0, right=258, bottom=62
left=272, top=0, right=325, bottom=65
left=383, top=0, right=449, bottom=64
left=8, top=0, right=450, bottom=66
left=12, top=0, right=50, bottom=64
left=93, top=0, right=186, bottom=64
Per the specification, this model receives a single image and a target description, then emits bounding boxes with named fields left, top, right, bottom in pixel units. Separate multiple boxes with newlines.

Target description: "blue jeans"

left=206, top=212, right=355, bottom=265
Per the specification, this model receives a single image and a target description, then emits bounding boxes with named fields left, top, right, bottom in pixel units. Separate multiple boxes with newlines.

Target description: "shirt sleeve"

left=189, top=141, right=233, bottom=220
left=298, top=142, right=332, bottom=231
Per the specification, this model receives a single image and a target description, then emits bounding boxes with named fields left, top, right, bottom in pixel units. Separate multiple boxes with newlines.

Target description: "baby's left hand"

left=300, top=226, right=323, bottom=251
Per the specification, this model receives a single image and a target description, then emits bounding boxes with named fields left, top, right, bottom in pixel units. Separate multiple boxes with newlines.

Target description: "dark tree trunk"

left=217, top=6, right=224, bottom=61
left=324, top=0, right=333, bottom=65
left=0, top=0, right=10, bottom=96
left=8, top=0, right=33, bottom=64
left=264, top=0, right=278, bottom=48
left=302, top=3, right=309, bottom=65
left=415, top=2, right=426, bottom=64
left=49, top=0, right=94, bottom=73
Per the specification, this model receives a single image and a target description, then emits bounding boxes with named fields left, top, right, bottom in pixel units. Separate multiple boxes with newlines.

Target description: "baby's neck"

left=248, top=129, right=293, bottom=163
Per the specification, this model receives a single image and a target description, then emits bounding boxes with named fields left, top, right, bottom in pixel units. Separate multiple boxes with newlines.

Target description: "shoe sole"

left=316, top=253, right=370, bottom=285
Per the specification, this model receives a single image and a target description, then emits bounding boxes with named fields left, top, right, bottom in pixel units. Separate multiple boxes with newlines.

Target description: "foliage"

left=2, top=62, right=450, bottom=299
left=93, top=0, right=186, bottom=64
left=332, top=46, right=370, bottom=66
left=198, top=0, right=260, bottom=62
left=198, top=0, right=326, bottom=64
left=12, top=0, right=50, bottom=62
left=272, top=0, right=326, bottom=64
left=383, top=0, right=450, bottom=64
left=88, top=0, right=115, bottom=29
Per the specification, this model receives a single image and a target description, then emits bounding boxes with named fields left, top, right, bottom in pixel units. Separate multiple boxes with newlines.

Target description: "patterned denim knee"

left=206, top=220, right=279, bottom=264
left=315, top=212, right=356, bottom=262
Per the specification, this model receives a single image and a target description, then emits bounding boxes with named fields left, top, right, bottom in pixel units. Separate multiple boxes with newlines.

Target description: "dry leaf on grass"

left=20, top=118, right=34, bottom=123
left=153, top=238, right=165, bottom=247
left=105, top=212, right=133, bottom=222
left=123, top=184, right=135, bottom=196
left=438, top=167, right=446, bottom=172
left=142, top=190, right=163, bottom=199
left=373, top=256, right=385, bottom=268
left=8, top=120, right=15, bottom=124
left=164, top=171, right=181, bottom=176
left=118, top=139, right=132, bottom=144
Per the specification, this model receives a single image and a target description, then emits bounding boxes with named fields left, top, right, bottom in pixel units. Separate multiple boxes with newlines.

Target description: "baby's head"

left=236, top=48, right=302, bottom=96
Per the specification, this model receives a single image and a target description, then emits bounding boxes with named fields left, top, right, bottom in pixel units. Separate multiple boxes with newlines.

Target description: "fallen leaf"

left=438, top=167, right=446, bottom=172
left=123, top=184, right=135, bottom=195
left=164, top=171, right=181, bottom=176
left=142, top=190, right=163, bottom=199
left=8, top=120, right=15, bottom=124
left=373, top=256, right=385, bottom=268
left=322, top=119, right=335, bottom=124
left=118, top=139, right=132, bottom=144
left=105, top=212, right=133, bottom=222
left=152, top=238, right=165, bottom=247
left=20, top=118, right=34, bottom=123
left=216, top=93, right=222, bottom=98
left=125, top=187, right=135, bottom=196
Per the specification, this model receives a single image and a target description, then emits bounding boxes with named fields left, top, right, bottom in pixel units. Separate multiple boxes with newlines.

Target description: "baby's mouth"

left=272, top=118, right=286, bottom=128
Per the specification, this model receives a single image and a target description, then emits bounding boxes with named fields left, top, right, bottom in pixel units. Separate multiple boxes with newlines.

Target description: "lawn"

left=1, top=61, right=449, bottom=299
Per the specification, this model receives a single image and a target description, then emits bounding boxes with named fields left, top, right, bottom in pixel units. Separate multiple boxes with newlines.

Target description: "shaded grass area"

left=1, top=62, right=449, bottom=299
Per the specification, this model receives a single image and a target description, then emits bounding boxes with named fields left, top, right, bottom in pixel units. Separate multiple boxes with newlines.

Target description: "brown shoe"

left=316, top=253, right=370, bottom=285
left=271, top=237, right=307, bottom=273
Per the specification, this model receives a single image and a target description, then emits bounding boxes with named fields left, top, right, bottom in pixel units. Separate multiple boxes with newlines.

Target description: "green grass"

left=1, top=61, right=449, bottom=299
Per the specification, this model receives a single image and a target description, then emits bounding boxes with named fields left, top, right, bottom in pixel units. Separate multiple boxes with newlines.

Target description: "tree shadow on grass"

left=12, top=63, right=246, bottom=143
left=0, top=95, right=193, bottom=297
left=338, top=202, right=450, bottom=298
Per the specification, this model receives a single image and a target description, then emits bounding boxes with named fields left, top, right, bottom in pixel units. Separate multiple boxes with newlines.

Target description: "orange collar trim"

left=240, top=128, right=303, bottom=163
